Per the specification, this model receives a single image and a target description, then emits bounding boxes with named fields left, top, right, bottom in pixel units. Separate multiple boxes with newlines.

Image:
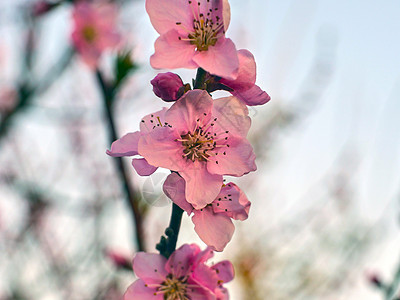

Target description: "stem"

left=386, top=261, right=400, bottom=300
left=166, top=203, right=184, bottom=256
left=193, top=68, right=207, bottom=89
left=95, top=70, right=146, bottom=252
left=157, top=203, right=184, bottom=258
left=0, top=48, right=74, bottom=140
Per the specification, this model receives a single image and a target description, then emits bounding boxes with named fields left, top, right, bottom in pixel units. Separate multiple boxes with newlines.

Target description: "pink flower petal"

left=194, top=246, right=214, bottom=265
left=192, top=207, right=235, bottom=251
left=150, top=29, right=197, bottom=70
left=96, top=31, right=121, bottom=50
left=233, top=85, right=271, bottom=106
left=165, top=90, right=213, bottom=135
left=207, top=135, right=256, bottom=177
left=222, top=0, right=231, bottom=32
left=138, top=126, right=187, bottom=171
left=212, top=183, right=251, bottom=221
left=106, top=131, right=140, bottom=157
left=180, top=162, right=223, bottom=209
left=220, top=49, right=256, bottom=90
left=192, top=37, right=238, bottom=80
left=163, top=173, right=194, bottom=214
left=191, top=263, right=219, bottom=292
left=132, top=158, right=158, bottom=176
left=140, top=108, right=168, bottom=133
left=146, top=0, right=194, bottom=35
left=218, top=49, right=271, bottom=106
left=93, top=4, right=119, bottom=30
left=124, top=279, right=162, bottom=300
left=165, top=244, right=200, bottom=278
left=212, top=96, right=251, bottom=138
left=133, top=252, right=168, bottom=284
left=215, top=287, right=229, bottom=300
left=186, top=282, right=217, bottom=300
left=211, top=260, right=235, bottom=283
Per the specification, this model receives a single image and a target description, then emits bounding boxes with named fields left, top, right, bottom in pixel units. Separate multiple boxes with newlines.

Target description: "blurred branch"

left=385, top=263, right=400, bottom=299
left=95, top=68, right=146, bottom=252
left=0, top=47, right=74, bottom=140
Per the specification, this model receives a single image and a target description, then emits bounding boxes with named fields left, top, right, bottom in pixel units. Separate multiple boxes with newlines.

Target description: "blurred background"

left=0, top=0, right=399, bottom=299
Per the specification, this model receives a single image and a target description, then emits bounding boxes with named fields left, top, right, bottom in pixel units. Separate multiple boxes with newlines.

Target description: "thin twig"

left=95, top=69, right=146, bottom=252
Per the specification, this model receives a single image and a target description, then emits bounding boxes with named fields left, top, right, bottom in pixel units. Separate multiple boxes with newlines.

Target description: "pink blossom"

left=151, top=72, right=184, bottom=102
left=71, top=2, right=121, bottom=69
left=146, top=0, right=239, bottom=80
left=163, top=172, right=250, bottom=251
left=107, top=90, right=256, bottom=209
left=220, top=49, right=271, bottom=106
left=124, top=243, right=234, bottom=300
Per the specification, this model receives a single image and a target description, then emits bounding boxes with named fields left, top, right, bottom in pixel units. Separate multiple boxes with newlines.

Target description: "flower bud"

left=32, top=1, right=54, bottom=17
left=105, top=249, right=132, bottom=271
left=150, top=72, right=184, bottom=102
left=0, top=86, right=17, bottom=114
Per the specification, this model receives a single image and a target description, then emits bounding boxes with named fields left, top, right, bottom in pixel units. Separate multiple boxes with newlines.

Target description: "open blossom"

left=164, top=172, right=250, bottom=251
left=124, top=244, right=234, bottom=300
left=146, top=0, right=239, bottom=79
left=220, top=49, right=271, bottom=106
left=107, top=89, right=256, bottom=209
left=71, top=2, right=120, bottom=68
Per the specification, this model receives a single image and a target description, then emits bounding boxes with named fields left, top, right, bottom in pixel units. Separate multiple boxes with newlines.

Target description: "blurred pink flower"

left=107, top=90, right=256, bottom=209
left=105, top=249, right=131, bottom=270
left=32, top=1, right=53, bottom=16
left=146, top=0, right=239, bottom=79
left=71, top=2, right=121, bottom=69
left=220, top=49, right=271, bottom=106
left=0, top=86, right=17, bottom=113
left=151, top=72, right=184, bottom=102
left=164, top=172, right=250, bottom=251
left=124, top=243, right=234, bottom=300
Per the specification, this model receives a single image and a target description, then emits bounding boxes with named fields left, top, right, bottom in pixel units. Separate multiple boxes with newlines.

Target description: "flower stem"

left=166, top=203, right=184, bottom=255
left=157, top=203, right=184, bottom=258
left=95, top=69, right=146, bottom=252
left=193, top=67, right=208, bottom=89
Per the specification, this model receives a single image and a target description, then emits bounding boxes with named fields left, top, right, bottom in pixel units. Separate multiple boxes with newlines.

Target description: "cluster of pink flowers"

left=98, top=0, right=270, bottom=298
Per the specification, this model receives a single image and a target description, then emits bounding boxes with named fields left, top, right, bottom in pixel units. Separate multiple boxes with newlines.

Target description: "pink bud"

left=150, top=72, right=184, bottom=102
left=365, top=270, right=384, bottom=288
left=105, top=250, right=131, bottom=270
left=32, top=1, right=52, bottom=16
left=0, top=86, right=17, bottom=113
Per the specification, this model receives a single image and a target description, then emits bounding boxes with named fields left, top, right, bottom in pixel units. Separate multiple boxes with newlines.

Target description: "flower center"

left=176, top=1, right=224, bottom=51
left=158, top=274, right=188, bottom=300
left=82, top=25, right=97, bottom=43
left=179, top=127, right=215, bottom=162
left=188, top=14, right=222, bottom=51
